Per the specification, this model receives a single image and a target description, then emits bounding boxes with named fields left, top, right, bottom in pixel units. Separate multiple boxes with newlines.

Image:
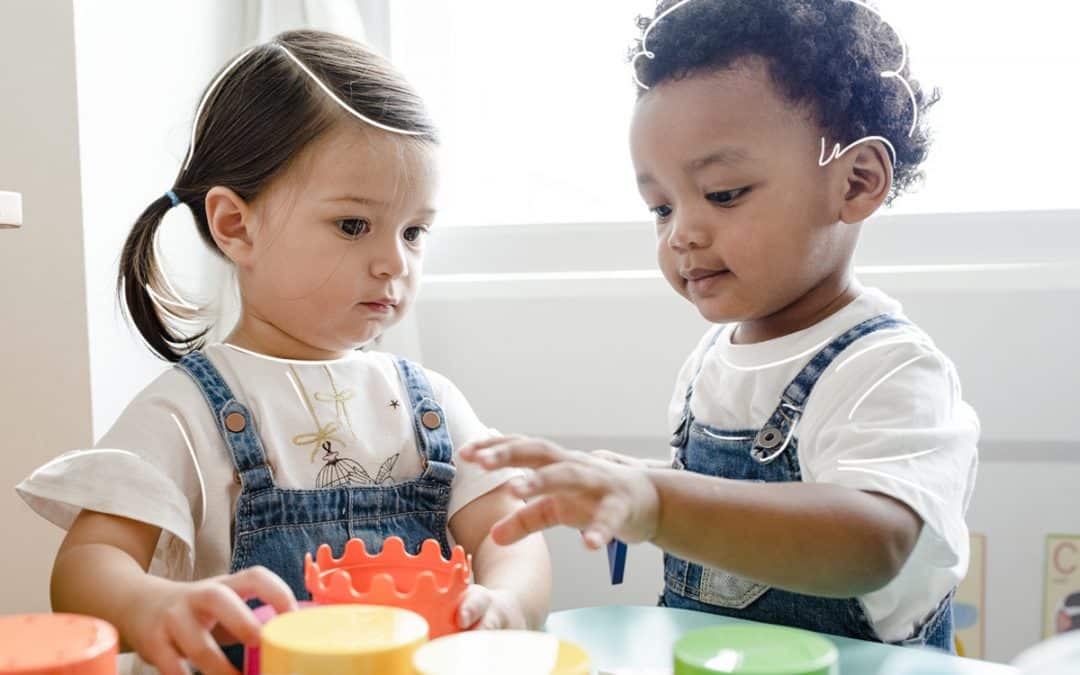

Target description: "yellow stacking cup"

left=411, top=630, right=591, bottom=675
left=259, top=604, right=428, bottom=675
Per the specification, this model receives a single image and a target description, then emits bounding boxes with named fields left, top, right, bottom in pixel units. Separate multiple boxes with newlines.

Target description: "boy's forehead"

left=630, top=62, right=815, bottom=163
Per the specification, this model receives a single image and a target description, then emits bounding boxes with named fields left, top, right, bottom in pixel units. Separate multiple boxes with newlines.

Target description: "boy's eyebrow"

left=636, top=146, right=751, bottom=186
left=684, top=146, right=750, bottom=173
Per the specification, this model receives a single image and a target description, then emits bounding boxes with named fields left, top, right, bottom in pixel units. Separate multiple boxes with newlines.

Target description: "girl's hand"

left=460, top=436, right=661, bottom=549
left=124, top=566, right=297, bottom=675
left=590, top=449, right=672, bottom=470
left=457, top=584, right=528, bottom=630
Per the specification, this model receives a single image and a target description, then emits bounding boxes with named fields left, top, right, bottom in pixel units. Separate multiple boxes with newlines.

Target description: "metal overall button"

left=225, top=412, right=246, bottom=433
left=422, top=411, right=442, bottom=430
left=755, top=426, right=783, bottom=449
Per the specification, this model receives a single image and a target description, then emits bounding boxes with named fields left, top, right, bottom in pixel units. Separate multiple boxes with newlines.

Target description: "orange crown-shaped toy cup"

left=304, top=537, right=471, bottom=638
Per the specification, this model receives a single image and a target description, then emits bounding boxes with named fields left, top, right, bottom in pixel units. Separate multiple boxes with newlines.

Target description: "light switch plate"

left=0, top=191, right=23, bottom=228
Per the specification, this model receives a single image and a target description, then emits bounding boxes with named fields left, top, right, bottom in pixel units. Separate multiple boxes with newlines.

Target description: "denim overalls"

left=660, top=314, right=955, bottom=651
left=176, top=351, right=457, bottom=667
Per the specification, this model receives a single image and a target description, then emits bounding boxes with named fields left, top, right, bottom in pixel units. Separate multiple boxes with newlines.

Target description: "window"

left=391, top=0, right=1080, bottom=227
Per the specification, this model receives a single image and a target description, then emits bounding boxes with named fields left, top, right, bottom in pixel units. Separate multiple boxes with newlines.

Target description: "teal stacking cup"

left=674, top=624, right=839, bottom=675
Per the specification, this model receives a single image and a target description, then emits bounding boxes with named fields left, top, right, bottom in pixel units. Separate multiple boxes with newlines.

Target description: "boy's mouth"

left=682, top=267, right=732, bottom=294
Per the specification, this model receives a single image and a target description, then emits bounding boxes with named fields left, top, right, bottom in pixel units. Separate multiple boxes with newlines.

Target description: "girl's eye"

left=650, top=204, right=673, bottom=220
left=403, top=226, right=429, bottom=244
left=337, top=218, right=370, bottom=239
left=706, top=187, right=748, bottom=206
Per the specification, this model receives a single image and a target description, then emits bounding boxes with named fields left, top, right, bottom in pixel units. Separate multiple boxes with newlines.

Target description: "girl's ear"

left=838, top=140, right=894, bottom=224
left=205, top=186, right=255, bottom=266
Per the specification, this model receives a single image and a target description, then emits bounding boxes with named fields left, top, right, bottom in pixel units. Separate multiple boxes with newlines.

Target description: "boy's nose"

left=667, top=214, right=713, bottom=251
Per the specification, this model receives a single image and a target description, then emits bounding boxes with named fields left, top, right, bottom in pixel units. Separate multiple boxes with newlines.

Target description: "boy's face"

left=630, top=59, right=862, bottom=331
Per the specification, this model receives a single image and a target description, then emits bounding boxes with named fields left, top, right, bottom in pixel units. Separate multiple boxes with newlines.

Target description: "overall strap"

left=176, top=351, right=274, bottom=492
left=393, top=358, right=455, bottom=485
left=749, top=314, right=908, bottom=464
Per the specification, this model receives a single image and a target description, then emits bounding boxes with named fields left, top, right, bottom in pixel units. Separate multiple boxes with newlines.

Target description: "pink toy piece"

left=243, top=600, right=319, bottom=675
left=304, top=536, right=471, bottom=638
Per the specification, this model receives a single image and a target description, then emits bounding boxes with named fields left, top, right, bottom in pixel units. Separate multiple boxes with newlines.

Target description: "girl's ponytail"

left=117, top=191, right=207, bottom=362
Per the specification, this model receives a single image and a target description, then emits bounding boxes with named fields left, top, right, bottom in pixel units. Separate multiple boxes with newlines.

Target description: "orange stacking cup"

left=0, top=614, right=117, bottom=675
left=304, top=537, right=470, bottom=638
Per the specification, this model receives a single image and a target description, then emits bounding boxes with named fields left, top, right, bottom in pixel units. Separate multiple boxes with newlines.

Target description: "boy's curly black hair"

left=631, top=0, right=939, bottom=204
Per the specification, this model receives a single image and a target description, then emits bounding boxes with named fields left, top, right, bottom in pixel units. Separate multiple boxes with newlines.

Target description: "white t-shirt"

left=17, top=344, right=515, bottom=586
left=667, top=286, right=979, bottom=642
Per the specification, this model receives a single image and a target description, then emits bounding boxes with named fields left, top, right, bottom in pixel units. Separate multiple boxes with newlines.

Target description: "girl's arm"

left=449, top=483, right=551, bottom=630
left=52, top=510, right=295, bottom=675
left=462, top=436, right=921, bottom=599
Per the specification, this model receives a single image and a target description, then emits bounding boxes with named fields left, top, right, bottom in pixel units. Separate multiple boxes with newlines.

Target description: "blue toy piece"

left=607, top=539, right=627, bottom=585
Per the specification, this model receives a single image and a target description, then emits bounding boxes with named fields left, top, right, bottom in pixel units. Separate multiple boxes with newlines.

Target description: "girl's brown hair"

left=118, top=29, right=438, bottom=361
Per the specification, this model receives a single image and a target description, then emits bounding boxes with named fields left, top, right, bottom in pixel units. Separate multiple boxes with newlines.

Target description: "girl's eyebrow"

left=325, top=194, right=386, bottom=206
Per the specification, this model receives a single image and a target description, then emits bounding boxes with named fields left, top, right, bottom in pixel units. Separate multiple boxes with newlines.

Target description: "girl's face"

left=237, top=123, right=438, bottom=357
left=629, top=59, right=870, bottom=340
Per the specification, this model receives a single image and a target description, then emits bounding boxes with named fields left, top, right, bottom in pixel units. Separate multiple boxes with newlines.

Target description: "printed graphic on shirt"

left=286, top=364, right=400, bottom=488
left=315, top=440, right=400, bottom=488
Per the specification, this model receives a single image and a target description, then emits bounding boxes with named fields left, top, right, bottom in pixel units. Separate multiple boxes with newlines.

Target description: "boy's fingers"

left=585, top=495, right=631, bottom=549
left=510, top=462, right=604, bottom=498
left=491, top=495, right=576, bottom=545
left=472, top=439, right=575, bottom=471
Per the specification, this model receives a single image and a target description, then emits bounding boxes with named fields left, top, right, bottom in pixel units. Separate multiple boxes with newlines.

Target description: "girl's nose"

left=370, top=240, right=409, bottom=279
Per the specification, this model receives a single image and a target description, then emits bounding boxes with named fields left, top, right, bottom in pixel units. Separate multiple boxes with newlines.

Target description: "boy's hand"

left=124, top=566, right=296, bottom=675
left=460, top=436, right=660, bottom=549
left=457, top=584, right=528, bottom=630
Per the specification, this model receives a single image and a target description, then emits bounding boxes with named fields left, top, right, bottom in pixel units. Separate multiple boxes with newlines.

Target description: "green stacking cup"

left=674, top=624, right=839, bottom=675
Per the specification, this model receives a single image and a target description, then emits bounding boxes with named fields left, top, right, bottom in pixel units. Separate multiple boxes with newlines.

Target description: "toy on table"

left=259, top=604, right=428, bottom=675
left=304, top=536, right=471, bottom=638
left=411, top=630, right=591, bottom=675
left=0, top=613, right=117, bottom=675
left=244, top=600, right=319, bottom=675
left=607, top=539, right=628, bottom=585
left=673, top=624, right=837, bottom=675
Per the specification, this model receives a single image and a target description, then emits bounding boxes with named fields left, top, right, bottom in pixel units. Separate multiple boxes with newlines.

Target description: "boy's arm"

left=449, top=483, right=551, bottom=629
left=461, top=436, right=921, bottom=599
left=648, top=470, right=922, bottom=597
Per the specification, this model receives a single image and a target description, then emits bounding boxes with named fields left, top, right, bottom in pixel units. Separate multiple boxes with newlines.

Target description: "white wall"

left=74, top=0, right=246, bottom=438
left=0, top=0, right=92, bottom=614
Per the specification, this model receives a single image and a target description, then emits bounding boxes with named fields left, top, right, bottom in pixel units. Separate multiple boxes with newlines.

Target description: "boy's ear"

left=839, top=140, right=894, bottom=224
left=205, top=186, right=255, bottom=266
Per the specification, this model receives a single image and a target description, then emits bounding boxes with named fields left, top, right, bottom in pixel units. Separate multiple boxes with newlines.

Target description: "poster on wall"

left=954, top=533, right=986, bottom=659
left=1043, top=534, right=1080, bottom=638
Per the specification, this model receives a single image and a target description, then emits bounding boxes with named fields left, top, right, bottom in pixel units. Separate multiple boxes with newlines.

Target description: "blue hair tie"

left=165, top=190, right=181, bottom=208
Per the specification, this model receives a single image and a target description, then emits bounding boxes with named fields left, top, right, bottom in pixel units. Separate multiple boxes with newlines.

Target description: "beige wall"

left=0, top=0, right=92, bottom=613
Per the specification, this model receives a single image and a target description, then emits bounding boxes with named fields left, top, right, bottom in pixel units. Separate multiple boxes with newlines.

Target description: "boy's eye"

left=403, top=225, right=429, bottom=243
left=650, top=204, right=673, bottom=220
left=337, top=218, right=370, bottom=239
left=706, top=188, right=748, bottom=205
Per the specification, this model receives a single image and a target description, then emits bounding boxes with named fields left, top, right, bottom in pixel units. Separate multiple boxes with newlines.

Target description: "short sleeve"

left=14, top=369, right=207, bottom=579
left=798, top=338, right=979, bottom=568
left=424, top=369, right=520, bottom=519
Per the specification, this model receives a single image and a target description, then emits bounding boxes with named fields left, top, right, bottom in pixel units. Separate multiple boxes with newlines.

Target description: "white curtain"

left=243, top=0, right=393, bottom=55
